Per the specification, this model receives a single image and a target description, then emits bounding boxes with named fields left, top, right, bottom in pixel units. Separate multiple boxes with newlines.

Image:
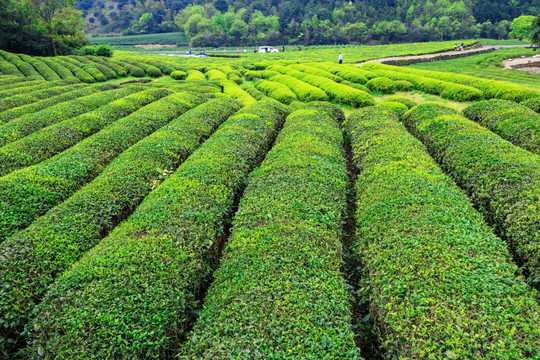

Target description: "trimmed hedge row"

left=54, top=58, right=96, bottom=83
left=0, top=52, right=43, bottom=79
left=364, top=67, right=483, bottom=101
left=0, top=85, right=132, bottom=141
left=289, top=64, right=343, bottom=82
left=220, top=79, right=257, bottom=105
left=383, top=96, right=417, bottom=108
left=186, top=69, right=206, bottom=81
left=0, top=57, right=23, bottom=77
left=522, top=97, right=540, bottom=113
left=29, top=99, right=289, bottom=359
left=206, top=69, right=227, bottom=81
left=0, top=98, right=237, bottom=357
left=185, top=105, right=359, bottom=359
left=240, top=83, right=266, bottom=100
left=254, top=78, right=297, bottom=104
left=364, top=62, right=540, bottom=103
left=38, top=58, right=77, bottom=80
left=0, top=83, right=87, bottom=112
left=394, top=79, right=413, bottom=91
left=0, top=80, right=44, bottom=92
left=366, top=76, right=394, bottom=93
left=0, top=77, right=32, bottom=87
left=73, top=56, right=118, bottom=80
left=348, top=106, right=540, bottom=359
left=404, top=103, right=540, bottom=288
left=376, top=101, right=408, bottom=116
left=270, top=74, right=328, bottom=102
left=171, top=70, right=187, bottom=80
left=86, top=56, right=128, bottom=77
left=18, top=54, right=60, bottom=81
left=116, top=60, right=146, bottom=77
left=227, top=70, right=243, bottom=84
left=463, top=100, right=540, bottom=154
left=0, top=83, right=115, bottom=126
left=311, top=62, right=378, bottom=81
left=0, top=78, right=79, bottom=99
left=271, top=65, right=375, bottom=107
left=0, top=88, right=168, bottom=176
left=0, top=91, right=206, bottom=243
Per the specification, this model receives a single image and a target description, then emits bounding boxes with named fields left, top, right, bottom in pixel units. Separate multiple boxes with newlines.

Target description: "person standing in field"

left=338, top=52, right=343, bottom=64
left=460, top=42, right=464, bottom=51
left=454, top=43, right=458, bottom=51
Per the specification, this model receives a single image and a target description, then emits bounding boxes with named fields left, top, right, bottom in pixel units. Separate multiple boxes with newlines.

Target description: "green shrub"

left=55, top=58, right=96, bottom=82
left=76, top=44, right=113, bottom=57
left=0, top=57, right=22, bottom=76
left=348, top=105, right=540, bottom=359
left=463, top=99, right=540, bottom=154
left=29, top=100, right=288, bottom=359
left=87, top=56, right=127, bottom=77
left=311, top=62, right=378, bottom=80
left=146, top=65, right=162, bottom=77
left=123, top=62, right=146, bottom=77
left=227, top=70, right=243, bottom=84
left=220, top=79, right=256, bottom=105
left=289, top=64, right=343, bottom=82
left=185, top=69, right=206, bottom=81
left=394, top=79, right=413, bottom=91
left=254, top=79, right=297, bottom=104
left=367, top=76, right=394, bottom=93
left=0, top=83, right=86, bottom=112
left=0, top=92, right=207, bottom=244
left=0, top=88, right=172, bottom=176
left=170, top=70, right=187, bottom=80
left=0, top=78, right=79, bottom=99
left=341, top=80, right=370, bottom=92
left=0, top=52, right=43, bottom=79
left=40, top=57, right=79, bottom=80
left=522, top=97, right=540, bottom=113
left=0, top=98, right=239, bottom=357
left=0, top=83, right=115, bottom=126
left=404, top=103, right=540, bottom=289
left=384, top=96, right=417, bottom=108
left=206, top=69, right=227, bottom=81
left=18, top=54, right=60, bottom=81
left=270, top=74, right=328, bottom=102
left=185, top=105, right=359, bottom=359
left=80, top=65, right=107, bottom=82
left=240, top=83, right=266, bottom=100
left=377, top=101, right=408, bottom=117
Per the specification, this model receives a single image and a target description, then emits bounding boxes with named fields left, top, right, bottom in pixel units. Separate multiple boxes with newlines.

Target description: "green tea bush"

left=0, top=85, right=132, bottom=143
left=0, top=78, right=79, bottom=99
left=55, top=58, right=96, bottom=82
left=522, top=97, right=540, bottom=113
left=341, top=80, right=370, bottom=92
left=240, top=83, right=266, bottom=100
left=0, top=52, right=43, bottom=79
left=270, top=74, right=327, bottom=102
left=394, top=79, right=413, bottom=91
left=40, top=57, right=78, bottom=80
left=146, top=65, right=162, bottom=77
left=0, top=92, right=205, bottom=243
left=186, top=69, right=206, bottom=81
left=18, top=54, right=60, bottom=81
left=0, top=98, right=239, bottom=357
left=463, top=99, right=540, bottom=154
left=206, top=69, right=227, bottom=81
left=80, top=64, right=107, bottom=82
left=170, top=70, right=187, bottom=80
left=377, top=101, right=408, bottom=117
left=404, top=103, right=540, bottom=289
left=185, top=105, right=359, bottom=359
left=0, top=83, right=86, bottom=112
left=122, top=62, right=146, bottom=77
left=289, top=64, right=343, bottom=82
left=87, top=56, right=127, bottom=77
left=227, top=70, right=243, bottom=84
left=366, top=76, right=394, bottom=93
left=0, top=83, right=115, bottom=126
left=0, top=57, right=22, bottom=76
left=29, top=100, right=288, bottom=359
left=384, top=96, right=417, bottom=108
left=348, top=106, right=540, bottom=359
left=0, top=88, right=171, bottom=176
left=311, top=62, right=378, bottom=80
left=220, top=79, right=256, bottom=105
left=255, top=78, right=297, bottom=104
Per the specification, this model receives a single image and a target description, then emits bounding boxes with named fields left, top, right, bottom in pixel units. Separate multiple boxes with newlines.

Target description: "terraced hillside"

left=0, top=46, right=539, bottom=359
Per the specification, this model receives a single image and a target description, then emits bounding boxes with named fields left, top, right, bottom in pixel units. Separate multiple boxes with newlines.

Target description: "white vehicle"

left=258, top=46, right=279, bottom=53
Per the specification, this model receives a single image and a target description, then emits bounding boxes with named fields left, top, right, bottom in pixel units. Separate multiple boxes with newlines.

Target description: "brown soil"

left=502, top=55, right=540, bottom=74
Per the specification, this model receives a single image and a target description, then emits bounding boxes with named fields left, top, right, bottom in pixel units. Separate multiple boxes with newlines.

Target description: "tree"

left=29, top=0, right=86, bottom=55
left=509, top=15, right=535, bottom=40
left=531, top=12, right=540, bottom=48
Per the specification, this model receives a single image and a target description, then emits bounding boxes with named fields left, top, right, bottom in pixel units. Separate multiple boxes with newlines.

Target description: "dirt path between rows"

left=502, top=54, right=540, bottom=74
left=355, top=46, right=493, bottom=66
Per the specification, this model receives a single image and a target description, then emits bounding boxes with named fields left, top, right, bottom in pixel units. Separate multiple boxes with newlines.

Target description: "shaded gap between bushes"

left=342, top=129, right=383, bottom=360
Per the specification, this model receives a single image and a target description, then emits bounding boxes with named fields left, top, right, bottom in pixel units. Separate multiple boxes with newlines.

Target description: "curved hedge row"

left=366, top=76, right=394, bottom=93
left=348, top=106, right=540, bottom=359
left=311, top=62, right=378, bottom=80
left=0, top=91, right=206, bottom=243
left=270, top=74, right=328, bottom=102
left=29, top=100, right=288, bottom=359
left=376, top=101, right=408, bottom=116
left=86, top=56, right=128, bottom=77
left=254, top=78, right=297, bottom=104
left=0, top=78, right=79, bottom=99
left=206, top=69, right=227, bottom=81
left=364, top=67, right=483, bottom=101
left=186, top=105, right=359, bottom=359
left=364, top=62, right=540, bottom=103
left=0, top=83, right=115, bottom=126
left=0, top=57, right=23, bottom=77
left=0, top=85, right=131, bottom=142
left=289, top=64, right=344, bottom=82
left=240, top=83, right=266, bottom=100
left=0, top=98, right=237, bottom=356
left=0, top=88, right=168, bottom=176
left=0, top=83, right=86, bottom=112
left=220, top=79, right=257, bottom=106
left=39, top=57, right=77, bottom=80
left=404, top=103, right=540, bottom=288
left=55, top=58, right=96, bottom=83
left=171, top=70, right=187, bottom=80
left=0, top=77, right=32, bottom=87
left=522, top=97, right=540, bottom=113
left=18, top=54, right=60, bottom=81
left=186, top=69, right=206, bottom=81
left=384, top=96, right=417, bottom=109
left=463, top=100, right=540, bottom=154
left=0, top=52, right=43, bottom=79
left=271, top=65, right=375, bottom=107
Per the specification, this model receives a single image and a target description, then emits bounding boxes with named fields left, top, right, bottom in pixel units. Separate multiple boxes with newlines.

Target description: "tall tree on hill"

left=30, top=0, right=87, bottom=55
left=531, top=12, right=540, bottom=48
